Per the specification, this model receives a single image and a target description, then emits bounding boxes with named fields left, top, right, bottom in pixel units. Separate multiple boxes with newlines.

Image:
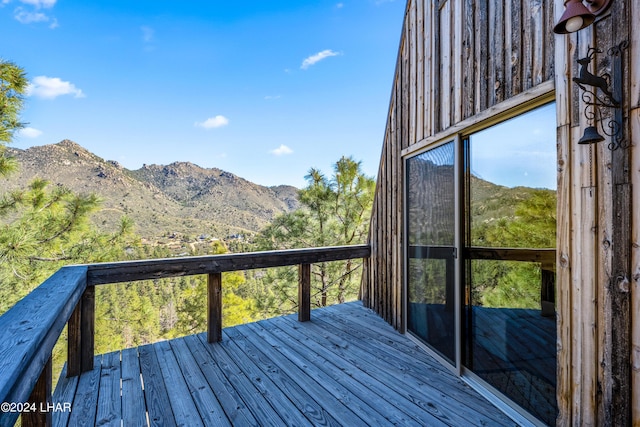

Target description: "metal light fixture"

left=553, top=0, right=613, bottom=34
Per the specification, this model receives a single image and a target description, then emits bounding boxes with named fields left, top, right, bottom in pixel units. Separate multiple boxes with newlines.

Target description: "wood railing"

left=0, top=244, right=370, bottom=427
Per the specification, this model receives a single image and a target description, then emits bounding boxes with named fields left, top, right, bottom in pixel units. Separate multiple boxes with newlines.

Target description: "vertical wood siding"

left=362, top=0, right=639, bottom=425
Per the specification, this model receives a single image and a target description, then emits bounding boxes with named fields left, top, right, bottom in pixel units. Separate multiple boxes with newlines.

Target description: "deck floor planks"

left=52, top=302, right=519, bottom=426
left=168, top=338, right=230, bottom=426
left=239, top=321, right=380, bottom=427
left=228, top=326, right=365, bottom=426
left=181, top=334, right=259, bottom=426
left=248, top=317, right=409, bottom=427
left=322, top=303, right=521, bottom=415
left=215, top=329, right=314, bottom=427
left=153, top=340, right=203, bottom=427
left=194, top=333, right=285, bottom=426
left=120, top=347, right=147, bottom=427
left=270, top=315, right=447, bottom=426
left=322, top=304, right=522, bottom=405
left=280, top=314, right=500, bottom=427
left=312, top=310, right=518, bottom=426
left=223, top=326, right=343, bottom=426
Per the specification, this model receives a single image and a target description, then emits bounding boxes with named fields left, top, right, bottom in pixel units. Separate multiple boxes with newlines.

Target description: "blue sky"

left=470, top=102, right=557, bottom=190
left=1, top=0, right=406, bottom=187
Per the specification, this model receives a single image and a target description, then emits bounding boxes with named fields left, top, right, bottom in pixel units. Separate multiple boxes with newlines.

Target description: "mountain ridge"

left=1, top=140, right=299, bottom=242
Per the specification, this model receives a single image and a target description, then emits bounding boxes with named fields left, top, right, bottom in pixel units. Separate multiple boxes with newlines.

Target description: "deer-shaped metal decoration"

left=572, top=47, right=619, bottom=107
left=573, top=42, right=628, bottom=150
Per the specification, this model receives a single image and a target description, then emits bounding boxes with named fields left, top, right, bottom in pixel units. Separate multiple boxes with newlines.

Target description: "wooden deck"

left=52, top=302, right=516, bottom=426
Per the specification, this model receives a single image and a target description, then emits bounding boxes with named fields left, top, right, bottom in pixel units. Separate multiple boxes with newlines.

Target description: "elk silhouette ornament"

left=572, top=47, right=619, bottom=107
left=572, top=41, right=628, bottom=151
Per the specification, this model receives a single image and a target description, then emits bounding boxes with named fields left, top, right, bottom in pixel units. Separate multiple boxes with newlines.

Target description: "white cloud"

left=18, top=0, right=56, bottom=8
left=336, top=3, right=344, bottom=8
left=195, top=115, right=229, bottom=129
left=264, top=95, right=282, bottom=100
left=300, top=49, right=340, bottom=70
left=141, top=26, right=154, bottom=43
left=26, top=76, right=85, bottom=99
left=270, top=145, right=293, bottom=156
left=14, top=8, right=47, bottom=23
left=9, top=0, right=58, bottom=28
left=3, top=0, right=56, bottom=7
left=17, top=127, right=42, bottom=138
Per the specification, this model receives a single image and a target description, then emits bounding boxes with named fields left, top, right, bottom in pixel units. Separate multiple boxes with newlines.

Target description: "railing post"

left=22, top=356, right=52, bottom=427
left=68, top=286, right=95, bottom=377
left=208, top=273, right=222, bottom=343
left=298, top=264, right=311, bottom=322
left=540, top=262, right=555, bottom=317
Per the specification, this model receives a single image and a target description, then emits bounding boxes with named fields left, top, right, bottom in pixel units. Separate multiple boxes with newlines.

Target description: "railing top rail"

left=0, top=266, right=87, bottom=426
left=408, top=245, right=556, bottom=264
left=82, top=244, right=371, bottom=285
left=465, top=246, right=556, bottom=266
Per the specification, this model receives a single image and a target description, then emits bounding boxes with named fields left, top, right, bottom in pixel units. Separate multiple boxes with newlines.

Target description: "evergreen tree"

left=0, top=59, right=27, bottom=177
left=254, top=156, right=375, bottom=315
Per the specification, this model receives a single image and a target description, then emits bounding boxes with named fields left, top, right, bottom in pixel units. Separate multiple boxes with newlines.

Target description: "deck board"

left=121, top=348, right=147, bottom=427
left=96, top=352, right=121, bottom=427
left=138, top=344, right=175, bottom=426
left=53, top=302, right=517, bottom=426
left=67, top=355, right=101, bottom=427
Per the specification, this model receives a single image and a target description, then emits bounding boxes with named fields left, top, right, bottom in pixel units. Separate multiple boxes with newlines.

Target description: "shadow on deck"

left=53, top=302, right=516, bottom=426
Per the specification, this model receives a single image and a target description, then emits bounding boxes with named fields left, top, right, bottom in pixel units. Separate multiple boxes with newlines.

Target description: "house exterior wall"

left=361, top=0, right=639, bottom=425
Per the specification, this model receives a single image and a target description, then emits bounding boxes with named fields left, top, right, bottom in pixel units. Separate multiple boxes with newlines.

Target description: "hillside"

left=1, top=140, right=299, bottom=242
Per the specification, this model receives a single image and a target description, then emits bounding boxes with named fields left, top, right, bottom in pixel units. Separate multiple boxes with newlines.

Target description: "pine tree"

left=0, top=58, right=27, bottom=177
left=254, top=156, right=375, bottom=315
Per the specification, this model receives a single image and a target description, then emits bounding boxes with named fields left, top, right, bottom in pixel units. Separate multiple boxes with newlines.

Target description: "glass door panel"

left=463, top=103, right=558, bottom=425
left=406, top=142, right=456, bottom=364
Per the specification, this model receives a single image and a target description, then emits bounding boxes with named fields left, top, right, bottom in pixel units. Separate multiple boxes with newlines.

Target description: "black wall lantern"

left=553, top=0, right=613, bottom=34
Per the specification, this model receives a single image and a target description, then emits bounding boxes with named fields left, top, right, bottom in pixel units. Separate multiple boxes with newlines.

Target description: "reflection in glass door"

left=463, top=103, right=558, bottom=425
left=406, top=142, right=456, bottom=364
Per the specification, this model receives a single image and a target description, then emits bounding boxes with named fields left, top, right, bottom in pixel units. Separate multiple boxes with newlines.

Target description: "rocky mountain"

left=1, top=140, right=299, bottom=241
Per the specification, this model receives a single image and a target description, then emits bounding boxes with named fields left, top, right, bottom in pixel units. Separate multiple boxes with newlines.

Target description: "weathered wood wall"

left=555, top=1, right=637, bottom=425
left=361, top=0, right=639, bottom=425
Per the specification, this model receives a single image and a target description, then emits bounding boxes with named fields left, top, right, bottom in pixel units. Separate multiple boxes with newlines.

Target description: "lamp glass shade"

left=553, top=0, right=596, bottom=34
left=564, top=16, right=584, bottom=32
left=578, top=126, right=605, bottom=144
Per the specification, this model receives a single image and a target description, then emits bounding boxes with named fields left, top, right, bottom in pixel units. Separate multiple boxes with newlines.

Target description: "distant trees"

left=253, top=156, right=375, bottom=317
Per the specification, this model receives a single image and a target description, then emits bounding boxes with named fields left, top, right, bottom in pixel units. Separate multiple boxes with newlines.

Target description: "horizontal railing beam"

left=408, top=246, right=556, bottom=267
left=465, top=246, right=556, bottom=267
left=84, top=244, right=371, bottom=286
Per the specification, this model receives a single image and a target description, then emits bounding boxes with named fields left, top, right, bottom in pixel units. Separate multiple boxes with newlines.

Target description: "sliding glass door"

left=405, top=103, right=557, bottom=425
